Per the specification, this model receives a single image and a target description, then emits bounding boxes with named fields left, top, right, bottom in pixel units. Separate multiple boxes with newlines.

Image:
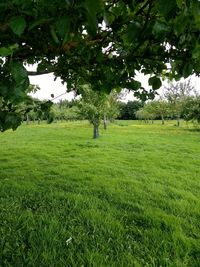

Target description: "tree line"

left=22, top=79, right=200, bottom=138
left=135, top=79, right=200, bottom=126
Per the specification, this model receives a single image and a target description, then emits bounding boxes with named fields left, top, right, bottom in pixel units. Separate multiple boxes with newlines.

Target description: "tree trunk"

left=38, top=118, right=41, bottom=125
left=161, top=114, right=165, bottom=125
left=26, top=114, right=29, bottom=125
left=177, top=116, right=180, bottom=127
left=93, top=124, right=99, bottom=139
left=103, top=115, right=107, bottom=130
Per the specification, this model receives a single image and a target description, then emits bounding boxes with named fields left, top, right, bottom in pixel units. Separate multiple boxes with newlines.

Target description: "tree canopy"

left=0, top=0, right=200, bottom=131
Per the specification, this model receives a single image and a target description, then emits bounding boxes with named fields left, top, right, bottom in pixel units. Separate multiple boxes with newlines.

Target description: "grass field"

left=0, top=120, right=200, bottom=267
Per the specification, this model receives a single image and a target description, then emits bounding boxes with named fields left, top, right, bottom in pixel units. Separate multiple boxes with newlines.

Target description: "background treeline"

left=24, top=79, right=200, bottom=128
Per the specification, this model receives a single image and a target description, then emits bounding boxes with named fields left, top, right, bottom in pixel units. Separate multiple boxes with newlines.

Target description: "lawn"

left=0, top=121, right=200, bottom=266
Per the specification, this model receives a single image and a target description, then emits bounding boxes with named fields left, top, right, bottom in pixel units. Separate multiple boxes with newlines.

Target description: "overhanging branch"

left=27, top=70, right=54, bottom=76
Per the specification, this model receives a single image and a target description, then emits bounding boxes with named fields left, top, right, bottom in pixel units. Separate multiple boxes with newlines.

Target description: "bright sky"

left=29, top=73, right=75, bottom=102
left=29, top=70, right=200, bottom=103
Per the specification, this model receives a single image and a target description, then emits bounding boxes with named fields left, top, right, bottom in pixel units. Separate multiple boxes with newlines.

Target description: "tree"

left=78, top=86, right=106, bottom=138
left=118, top=101, right=144, bottom=120
left=135, top=108, right=152, bottom=123
left=52, top=100, right=81, bottom=122
left=102, top=92, right=119, bottom=129
left=182, top=96, right=200, bottom=125
left=147, top=99, right=169, bottom=125
left=1, top=0, right=200, bottom=131
left=164, top=79, right=195, bottom=126
left=78, top=85, right=118, bottom=138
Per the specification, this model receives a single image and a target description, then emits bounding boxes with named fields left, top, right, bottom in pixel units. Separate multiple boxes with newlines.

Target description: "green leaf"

left=50, top=27, right=60, bottom=44
left=10, top=61, right=29, bottom=86
left=28, top=18, right=53, bottom=31
left=192, top=44, right=200, bottom=59
left=104, top=11, right=115, bottom=26
left=126, top=22, right=142, bottom=42
left=182, top=63, right=193, bottom=78
left=0, top=81, right=9, bottom=97
left=148, top=76, right=162, bottom=90
left=56, top=17, right=70, bottom=39
left=156, top=0, right=177, bottom=18
left=191, top=1, right=200, bottom=28
left=152, top=21, right=170, bottom=38
left=0, top=47, right=12, bottom=56
left=129, top=80, right=141, bottom=91
left=0, top=44, right=19, bottom=57
left=85, top=0, right=103, bottom=36
left=40, top=101, right=53, bottom=112
left=176, top=0, right=184, bottom=9
left=5, top=113, right=22, bottom=131
left=174, top=14, right=188, bottom=36
left=9, top=16, right=26, bottom=36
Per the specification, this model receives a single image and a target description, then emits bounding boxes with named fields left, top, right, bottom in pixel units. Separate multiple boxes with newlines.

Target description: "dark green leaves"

left=10, top=61, right=28, bottom=85
left=0, top=47, right=12, bottom=56
left=28, top=18, right=53, bottom=31
left=182, top=63, right=193, bottom=78
left=55, top=16, right=70, bottom=43
left=148, top=76, right=162, bottom=90
left=129, top=80, right=141, bottom=91
left=192, top=44, right=200, bottom=59
left=176, top=0, right=184, bottom=9
left=40, top=101, right=53, bottom=112
left=0, top=81, right=9, bottom=98
left=0, top=111, right=22, bottom=132
left=85, top=0, right=103, bottom=35
left=156, top=0, right=177, bottom=18
left=152, top=21, right=170, bottom=38
left=9, top=16, right=26, bottom=36
left=126, top=22, right=142, bottom=42
left=10, top=61, right=29, bottom=102
left=0, top=44, right=18, bottom=56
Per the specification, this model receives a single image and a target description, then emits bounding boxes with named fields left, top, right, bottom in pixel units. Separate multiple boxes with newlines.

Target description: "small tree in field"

left=182, top=96, right=200, bottom=125
left=102, top=92, right=119, bottom=130
left=136, top=108, right=153, bottom=123
left=135, top=99, right=169, bottom=124
left=118, top=101, right=144, bottom=120
left=147, top=99, right=169, bottom=125
left=78, top=86, right=119, bottom=138
left=78, top=86, right=107, bottom=139
left=164, top=79, right=195, bottom=126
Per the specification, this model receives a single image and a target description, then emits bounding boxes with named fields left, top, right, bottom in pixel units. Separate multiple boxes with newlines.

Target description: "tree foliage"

left=78, top=85, right=118, bottom=138
left=164, top=79, right=196, bottom=126
left=118, top=100, right=144, bottom=120
left=182, top=96, right=200, bottom=124
left=1, top=0, right=200, bottom=130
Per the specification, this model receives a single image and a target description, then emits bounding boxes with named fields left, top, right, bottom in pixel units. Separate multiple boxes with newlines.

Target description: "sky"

left=29, top=70, right=200, bottom=103
left=29, top=73, right=75, bottom=102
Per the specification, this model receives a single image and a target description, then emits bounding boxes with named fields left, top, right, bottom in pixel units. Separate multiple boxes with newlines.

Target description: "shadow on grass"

left=183, top=128, right=200, bottom=132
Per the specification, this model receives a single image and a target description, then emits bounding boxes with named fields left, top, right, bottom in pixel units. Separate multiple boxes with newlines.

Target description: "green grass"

left=0, top=120, right=200, bottom=266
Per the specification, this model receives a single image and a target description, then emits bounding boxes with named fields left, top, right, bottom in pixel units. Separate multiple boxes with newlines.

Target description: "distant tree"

left=64, top=106, right=81, bottom=121
left=182, top=96, right=200, bottom=125
left=147, top=99, right=169, bottom=125
left=78, top=86, right=106, bottom=138
left=135, top=108, right=152, bottom=123
left=102, top=92, right=120, bottom=130
left=52, top=100, right=81, bottom=122
left=118, top=101, right=144, bottom=120
left=164, top=79, right=195, bottom=126
left=78, top=86, right=118, bottom=138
